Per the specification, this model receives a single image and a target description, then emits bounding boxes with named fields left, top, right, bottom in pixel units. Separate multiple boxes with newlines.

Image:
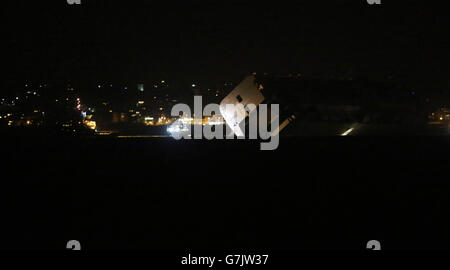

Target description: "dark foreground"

left=1, top=134, right=450, bottom=251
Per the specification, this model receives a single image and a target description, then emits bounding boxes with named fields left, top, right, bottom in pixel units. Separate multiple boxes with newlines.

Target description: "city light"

left=84, top=120, right=97, bottom=130
left=158, top=116, right=167, bottom=124
left=167, top=119, right=190, bottom=134
left=145, top=117, right=155, bottom=126
left=341, top=128, right=354, bottom=136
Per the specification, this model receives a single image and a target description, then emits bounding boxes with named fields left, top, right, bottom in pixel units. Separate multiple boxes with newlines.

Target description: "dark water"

left=1, top=135, right=450, bottom=251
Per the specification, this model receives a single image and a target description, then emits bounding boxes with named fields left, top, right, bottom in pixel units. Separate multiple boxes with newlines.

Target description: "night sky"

left=2, top=1, right=449, bottom=92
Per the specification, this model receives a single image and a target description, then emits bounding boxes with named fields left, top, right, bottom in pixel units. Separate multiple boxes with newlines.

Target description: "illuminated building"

left=145, top=117, right=154, bottom=126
